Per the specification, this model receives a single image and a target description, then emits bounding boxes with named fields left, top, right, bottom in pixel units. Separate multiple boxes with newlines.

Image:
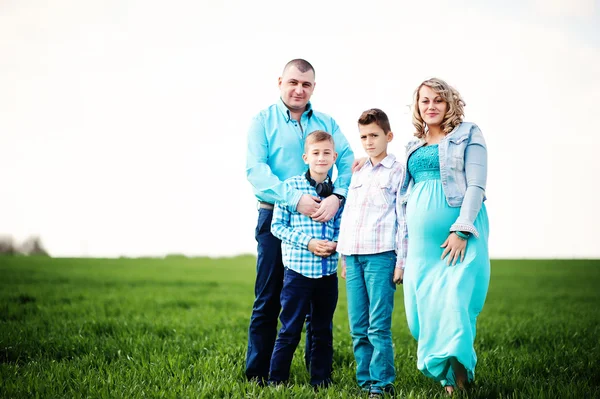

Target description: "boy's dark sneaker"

left=369, top=384, right=396, bottom=397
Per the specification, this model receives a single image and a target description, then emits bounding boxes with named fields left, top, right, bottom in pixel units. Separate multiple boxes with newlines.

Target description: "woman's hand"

left=352, top=157, right=368, bottom=173
left=440, top=233, right=467, bottom=266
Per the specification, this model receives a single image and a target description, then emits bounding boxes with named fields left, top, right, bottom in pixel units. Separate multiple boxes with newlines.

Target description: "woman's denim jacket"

left=399, top=121, right=487, bottom=238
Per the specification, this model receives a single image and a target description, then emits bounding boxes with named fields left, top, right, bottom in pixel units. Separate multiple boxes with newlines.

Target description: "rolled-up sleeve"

left=330, top=122, right=354, bottom=198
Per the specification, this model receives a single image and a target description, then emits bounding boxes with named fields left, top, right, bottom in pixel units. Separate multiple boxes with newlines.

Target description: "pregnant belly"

left=406, top=180, right=459, bottom=242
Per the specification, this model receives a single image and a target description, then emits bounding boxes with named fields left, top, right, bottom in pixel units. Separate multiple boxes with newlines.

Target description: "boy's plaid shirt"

left=271, top=174, right=342, bottom=279
left=336, top=154, right=407, bottom=269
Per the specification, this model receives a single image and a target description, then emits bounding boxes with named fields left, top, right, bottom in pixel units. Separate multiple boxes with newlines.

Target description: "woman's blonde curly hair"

left=412, top=78, right=465, bottom=139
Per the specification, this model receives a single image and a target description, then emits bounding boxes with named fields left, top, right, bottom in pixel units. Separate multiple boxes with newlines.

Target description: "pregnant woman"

left=399, top=78, right=490, bottom=395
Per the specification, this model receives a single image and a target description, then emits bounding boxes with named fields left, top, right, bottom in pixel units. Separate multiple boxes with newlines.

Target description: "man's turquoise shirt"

left=246, top=99, right=354, bottom=208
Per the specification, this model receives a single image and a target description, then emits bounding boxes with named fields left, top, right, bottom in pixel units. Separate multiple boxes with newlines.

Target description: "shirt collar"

left=366, top=153, right=396, bottom=169
left=277, top=98, right=314, bottom=122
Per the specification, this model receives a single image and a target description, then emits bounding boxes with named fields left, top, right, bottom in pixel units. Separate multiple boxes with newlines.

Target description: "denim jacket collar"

left=406, top=139, right=425, bottom=160
left=443, top=122, right=471, bottom=143
left=406, top=122, right=472, bottom=154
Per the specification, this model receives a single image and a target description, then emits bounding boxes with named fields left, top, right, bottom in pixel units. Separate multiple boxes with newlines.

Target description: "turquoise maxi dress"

left=403, top=144, right=490, bottom=387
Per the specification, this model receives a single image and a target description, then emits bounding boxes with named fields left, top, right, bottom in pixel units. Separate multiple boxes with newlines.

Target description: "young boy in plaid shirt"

left=268, top=130, right=343, bottom=389
left=337, top=108, right=406, bottom=397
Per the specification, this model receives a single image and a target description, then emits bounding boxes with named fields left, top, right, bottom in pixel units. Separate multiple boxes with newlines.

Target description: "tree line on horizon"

left=0, top=235, right=48, bottom=256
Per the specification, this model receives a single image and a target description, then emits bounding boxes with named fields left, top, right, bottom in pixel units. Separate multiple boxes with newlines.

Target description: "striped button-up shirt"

left=337, top=154, right=407, bottom=269
left=271, top=174, right=342, bottom=279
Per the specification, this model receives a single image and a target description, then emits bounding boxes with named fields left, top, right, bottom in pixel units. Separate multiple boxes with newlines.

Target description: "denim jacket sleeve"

left=395, top=191, right=408, bottom=270
left=395, top=166, right=411, bottom=270
left=450, top=125, right=487, bottom=237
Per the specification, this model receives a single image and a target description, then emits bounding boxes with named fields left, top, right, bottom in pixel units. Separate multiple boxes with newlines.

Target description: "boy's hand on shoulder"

left=297, top=194, right=321, bottom=217
left=308, top=239, right=333, bottom=258
left=311, top=195, right=339, bottom=222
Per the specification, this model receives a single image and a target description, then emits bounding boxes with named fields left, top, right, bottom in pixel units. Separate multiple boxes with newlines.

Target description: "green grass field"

left=1, top=256, right=599, bottom=398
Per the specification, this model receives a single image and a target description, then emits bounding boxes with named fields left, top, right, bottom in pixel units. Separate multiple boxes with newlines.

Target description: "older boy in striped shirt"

left=337, top=108, right=406, bottom=397
left=268, top=130, right=343, bottom=389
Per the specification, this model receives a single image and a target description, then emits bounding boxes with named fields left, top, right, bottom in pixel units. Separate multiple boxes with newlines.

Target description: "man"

left=245, top=59, right=354, bottom=383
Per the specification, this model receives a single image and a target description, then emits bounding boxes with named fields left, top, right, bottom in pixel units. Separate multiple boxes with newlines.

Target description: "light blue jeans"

left=345, top=251, right=397, bottom=390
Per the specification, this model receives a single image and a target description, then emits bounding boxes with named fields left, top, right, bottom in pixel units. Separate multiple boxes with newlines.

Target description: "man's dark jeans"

left=245, top=208, right=283, bottom=381
left=268, top=268, right=338, bottom=387
left=245, top=208, right=314, bottom=381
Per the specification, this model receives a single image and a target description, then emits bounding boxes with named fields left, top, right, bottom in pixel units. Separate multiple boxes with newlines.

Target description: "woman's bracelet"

left=455, top=231, right=470, bottom=240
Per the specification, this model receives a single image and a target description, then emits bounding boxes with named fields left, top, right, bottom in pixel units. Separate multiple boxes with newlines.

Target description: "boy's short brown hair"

left=357, top=108, right=391, bottom=133
left=305, top=130, right=335, bottom=152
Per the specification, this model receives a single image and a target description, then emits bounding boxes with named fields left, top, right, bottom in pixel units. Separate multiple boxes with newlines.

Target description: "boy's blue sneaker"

left=369, top=384, right=396, bottom=397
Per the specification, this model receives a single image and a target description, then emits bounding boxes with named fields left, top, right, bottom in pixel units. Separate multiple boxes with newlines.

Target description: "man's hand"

left=308, top=239, right=336, bottom=257
left=311, top=195, right=339, bottom=222
left=297, top=194, right=321, bottom=217
left=393, top=267, right=404, bottom=285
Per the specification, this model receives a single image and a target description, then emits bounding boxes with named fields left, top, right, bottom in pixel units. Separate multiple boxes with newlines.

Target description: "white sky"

left=1, top=0, right=599, bottom=259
